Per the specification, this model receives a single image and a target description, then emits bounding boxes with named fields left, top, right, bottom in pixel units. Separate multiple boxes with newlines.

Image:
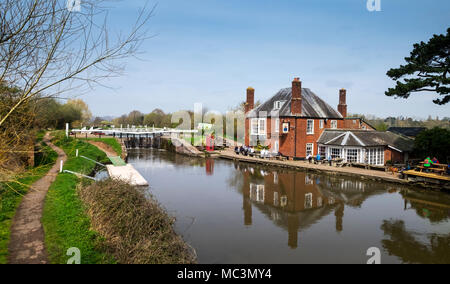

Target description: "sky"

left=78, top=0, right=450, bottom=119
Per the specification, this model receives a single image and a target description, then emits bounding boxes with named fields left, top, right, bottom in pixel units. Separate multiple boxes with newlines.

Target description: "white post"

left=76, top=149, right=79, bottom=157
left=66, top=123, right=69, bottom=138
left=60, top=160, right=63, bottom=173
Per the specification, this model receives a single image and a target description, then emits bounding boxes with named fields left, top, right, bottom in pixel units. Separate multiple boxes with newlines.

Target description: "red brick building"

left=244, top=78, right=374, bottom=159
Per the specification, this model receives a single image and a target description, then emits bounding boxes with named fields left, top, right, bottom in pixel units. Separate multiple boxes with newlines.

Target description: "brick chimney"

left=245, top=87, right=255, bottom=113
left=291, top=78, right=302, bottom=115
left=337, top=88, right=347, bottom=117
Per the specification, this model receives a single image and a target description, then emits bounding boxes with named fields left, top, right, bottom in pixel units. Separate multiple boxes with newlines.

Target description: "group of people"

left=234, top=146, right=275, bottom=158
left=306, top=153, right=333, bottom=166
left=422, top=156, right=450, bottom=175
left=423, top=157, right=439, bottom=167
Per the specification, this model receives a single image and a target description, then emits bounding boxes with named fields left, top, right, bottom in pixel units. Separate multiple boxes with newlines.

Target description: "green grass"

left=85, top=138, right=122, bottom=156
left=42, top=131, right=114, bottom=264
left=0, top=140, right=57, bottom=264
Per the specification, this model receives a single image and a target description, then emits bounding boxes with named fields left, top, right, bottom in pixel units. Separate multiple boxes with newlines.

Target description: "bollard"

left=60, top=160, right=63, bottom=173
left=76, top=149, right=79, bottom=157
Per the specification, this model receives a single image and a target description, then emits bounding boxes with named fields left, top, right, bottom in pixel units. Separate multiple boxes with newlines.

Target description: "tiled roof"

left=317, top=129, right=414, bottom=152
left=246, top=88, right=343, bottom=119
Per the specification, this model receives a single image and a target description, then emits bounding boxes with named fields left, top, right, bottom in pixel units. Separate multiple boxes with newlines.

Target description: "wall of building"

left=246, top=117, right=345, bottom=158
left=384, top=147, right=405, bottom=164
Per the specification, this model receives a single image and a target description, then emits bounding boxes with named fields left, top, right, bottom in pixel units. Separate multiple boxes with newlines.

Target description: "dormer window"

left=274, top=101, right=283, bottom=110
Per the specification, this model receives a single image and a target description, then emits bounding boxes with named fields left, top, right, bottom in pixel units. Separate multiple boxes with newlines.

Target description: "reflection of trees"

left=401, top=190, right=450, bottom=223
left=381, top=220, right=450, bottom=264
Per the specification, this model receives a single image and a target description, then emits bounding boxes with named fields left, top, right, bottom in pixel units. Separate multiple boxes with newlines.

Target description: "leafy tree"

left=413, top=127, right=450, bottom=163
left=385, top=28, right=450, bottom=105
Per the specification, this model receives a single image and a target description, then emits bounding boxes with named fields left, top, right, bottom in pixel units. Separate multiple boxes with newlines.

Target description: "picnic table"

left=417, top=162, right=448, bottom=176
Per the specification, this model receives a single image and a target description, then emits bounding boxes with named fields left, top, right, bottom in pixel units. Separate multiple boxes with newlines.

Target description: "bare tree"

left=0, top=0, right=154, bottom=181
left=0, top=0, right=154, bottom=127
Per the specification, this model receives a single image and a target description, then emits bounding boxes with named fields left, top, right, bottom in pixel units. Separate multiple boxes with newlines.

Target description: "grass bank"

left=42, top=131, right=114, bottom=264
left=0, top=137, right=57, bottom=264
left=79, top=179, right=196, bottom=264
left=86, top=138, right=122, bottom=157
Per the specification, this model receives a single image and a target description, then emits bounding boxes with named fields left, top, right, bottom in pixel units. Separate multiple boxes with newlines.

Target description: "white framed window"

left=306, top=143, right=314, bottom=156
left=251, top=118, right=258, bottom=135
left=317, top=197, right=323, bottom=207
left=274, top=172, right=278, bottom=184
left=282, top=122, right=289, bottom=133
left=274, top=101, right=283, bottom=110
left=366, top=147, right=384, bottom=165
left=331, top=120, right=338, bottom=129
left=275, top=118, right=280, bottom=133
left=251, top=118, right=266, bottom=136
left=346, top=148, right=359, bottom=163
left=258, top=118, right=266, bottom=136
left=305, top=193, right=313, bottom=209
left=306, top=119, right=314, bottom=134
left=319, top=120, right=324, bottom=129
left=330, top=147, right=341, bottom=159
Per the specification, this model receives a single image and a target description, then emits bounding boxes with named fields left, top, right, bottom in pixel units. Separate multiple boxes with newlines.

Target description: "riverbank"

left=73, top=136, right=196, bottom=263
left=0, top=136, right=58, bottom=264
left=42, top=132, right=114, bottom=264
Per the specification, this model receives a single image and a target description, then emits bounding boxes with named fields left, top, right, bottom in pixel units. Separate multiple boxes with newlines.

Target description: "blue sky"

left=81, top=0, right=450, bottom=119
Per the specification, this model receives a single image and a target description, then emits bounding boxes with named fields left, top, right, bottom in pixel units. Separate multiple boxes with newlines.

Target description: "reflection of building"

left=238, top=164, right=386, bottom=249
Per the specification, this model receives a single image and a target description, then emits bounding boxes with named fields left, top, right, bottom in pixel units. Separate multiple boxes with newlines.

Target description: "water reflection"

left=381, top=220, right=450, bottom=264
left=128, top=149, right=450, bottom=263
left=233, top=162, right=390, bottom=248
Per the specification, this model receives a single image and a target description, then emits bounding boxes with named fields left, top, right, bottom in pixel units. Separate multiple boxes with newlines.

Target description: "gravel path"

left=8, top=132, right=67, bottom=264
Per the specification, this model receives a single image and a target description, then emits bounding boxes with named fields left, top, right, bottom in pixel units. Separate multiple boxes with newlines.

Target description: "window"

left=366, top=148, right=384, bottom=165
left=307, top=119, right=314, bottom=134
left=273, top=192, right=279, bottom=206
left=331, top=120, right=338, bottom=129
left=330, top=147, right=341, bottom=159
left=251, top=118, right=266, bottom=135
left=306, top=143, right=314, bottom=156
left=319, top=120, right=324, bottom=129
left=274, top=101, right=283, bottom=110
left=282, top=122, right=289, bottom=133
left=305, top=193, right=313, bottom=209
left=319, top=146, right=326, bottom=157
left=362, top=125, right=367, bottom=130
left=275, top=118, right=280, bottom=133
left=274, top=172, right=278, bottom=184
left=317, top=197, right=323, bottom=207
left=251, top=119, right=258, bottom=135
left=258, top=118, right=266, bottom=136
left=346, top=148, right=359, bottom=163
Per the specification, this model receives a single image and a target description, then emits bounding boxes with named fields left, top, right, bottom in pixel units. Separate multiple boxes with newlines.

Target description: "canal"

left=128, top=148, right=450, bottom=264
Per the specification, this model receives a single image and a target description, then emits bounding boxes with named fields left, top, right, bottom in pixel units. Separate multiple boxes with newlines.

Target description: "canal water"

left=128, top=149, right=450, bottom=264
